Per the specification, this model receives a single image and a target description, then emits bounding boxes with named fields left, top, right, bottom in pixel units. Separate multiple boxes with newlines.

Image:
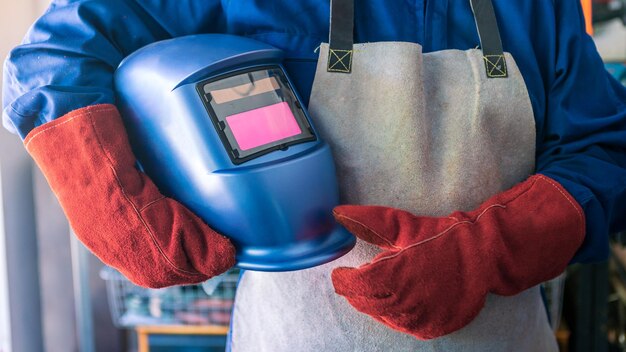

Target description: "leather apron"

left=231, top=0, right=558, bottom=350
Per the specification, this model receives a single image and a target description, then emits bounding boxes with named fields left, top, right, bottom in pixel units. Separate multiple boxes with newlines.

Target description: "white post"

left=0, top=1, right=75, bottom=351
left=0, top=129, right=44, bottom=352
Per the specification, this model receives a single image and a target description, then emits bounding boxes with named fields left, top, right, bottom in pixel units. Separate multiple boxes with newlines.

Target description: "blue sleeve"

left=2, top=0, right=222, bottom=139
left=537, top=0, right=626, bottom=263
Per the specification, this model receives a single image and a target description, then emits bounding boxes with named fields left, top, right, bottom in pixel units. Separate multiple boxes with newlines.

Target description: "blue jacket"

left=3, top=0, right=626, bottom=263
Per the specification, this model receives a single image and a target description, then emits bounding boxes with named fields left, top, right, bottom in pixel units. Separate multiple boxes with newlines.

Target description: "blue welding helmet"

left=114, top=34, right=355, bottom=271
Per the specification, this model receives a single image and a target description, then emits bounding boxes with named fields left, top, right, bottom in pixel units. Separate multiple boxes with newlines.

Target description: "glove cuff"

left=487, top=174, right=585, bottom=295
left=26, top=104, right=235, bottom=288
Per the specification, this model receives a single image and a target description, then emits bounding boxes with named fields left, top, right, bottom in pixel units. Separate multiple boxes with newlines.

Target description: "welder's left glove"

left=331, top=174, right=585, bottom=340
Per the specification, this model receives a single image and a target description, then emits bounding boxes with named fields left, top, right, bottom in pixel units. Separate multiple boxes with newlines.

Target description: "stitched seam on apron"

left=328, top=49, right=353, bottom=72
left=484, top=55, right=508, bottom=78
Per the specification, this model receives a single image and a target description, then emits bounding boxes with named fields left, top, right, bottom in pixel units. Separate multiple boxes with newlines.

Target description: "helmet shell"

left=115, top=34, right=355, bottom=271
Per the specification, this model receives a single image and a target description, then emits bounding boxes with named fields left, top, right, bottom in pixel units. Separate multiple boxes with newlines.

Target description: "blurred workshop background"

left=1, top=0, right=626, bottom=351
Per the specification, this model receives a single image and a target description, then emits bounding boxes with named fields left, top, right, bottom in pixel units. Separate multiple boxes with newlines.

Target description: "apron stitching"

left=484, top=55, right=508, bottom=78
left=328, top=49, right=353, bottom=72
left=467, top=50, right=483, bottom=130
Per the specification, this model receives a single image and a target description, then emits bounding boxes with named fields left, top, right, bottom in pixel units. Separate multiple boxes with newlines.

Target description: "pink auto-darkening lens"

left=225, top=102, right=302, bottom=151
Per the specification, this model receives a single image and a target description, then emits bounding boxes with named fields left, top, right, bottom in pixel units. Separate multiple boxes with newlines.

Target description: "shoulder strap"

left=327, top=0, right=508, bottom=78
left=470, top=0, right=508, bottom=78
left=328, top=0, right=354, bottom=73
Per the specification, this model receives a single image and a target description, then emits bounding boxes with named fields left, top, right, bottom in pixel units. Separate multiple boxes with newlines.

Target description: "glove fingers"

left=341, top=292, right=394, bottom=317
left=333, top=205, right=409, bottom=249
left=331, top=265, right=395, bottom=301
left=336, top=277, right=401, bottom=319
left=376, top=292, right=488, bottom=340
left=334, top=205, right=457, bottom=249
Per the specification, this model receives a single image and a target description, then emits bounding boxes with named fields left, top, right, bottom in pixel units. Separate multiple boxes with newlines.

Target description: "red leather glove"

left=331, top=175, right=585, bottom=340
left=25, top=104, right=236, bottom=288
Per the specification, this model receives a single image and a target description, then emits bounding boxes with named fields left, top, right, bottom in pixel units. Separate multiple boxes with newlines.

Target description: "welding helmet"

left=114, top=34, right=355, bottom=271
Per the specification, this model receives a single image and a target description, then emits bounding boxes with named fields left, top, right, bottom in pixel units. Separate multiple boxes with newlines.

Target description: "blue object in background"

left=605, top=62, right=626, bottom=85
left=114, top=34, right=355, bottom=272
left=148, top=334, right=226, bottom=352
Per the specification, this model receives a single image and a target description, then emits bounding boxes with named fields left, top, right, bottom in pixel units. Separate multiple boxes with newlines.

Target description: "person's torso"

left=126, top=1, right=562, bottom=350
left=220, top=1, right=559, bottom=350
left=229, top=44, right=556, bottom=351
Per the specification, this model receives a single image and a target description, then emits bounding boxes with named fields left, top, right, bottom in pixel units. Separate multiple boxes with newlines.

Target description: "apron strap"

left=470, top=0, right=508, bottom=78
left=327, top=0, right=354, bottom=73
left=327, top=0, right=508, bottom=78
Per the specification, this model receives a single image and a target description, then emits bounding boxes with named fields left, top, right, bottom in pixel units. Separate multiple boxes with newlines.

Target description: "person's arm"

left=537, top=0, right=626, bottom=263
left=3, top=0, right=162, bottom=137
left=2, top=0, right=236, bottom=288
left=3, top=0, right=224, bottom=137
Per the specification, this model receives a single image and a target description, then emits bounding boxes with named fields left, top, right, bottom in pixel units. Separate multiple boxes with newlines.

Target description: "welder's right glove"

left=24, top=104, right=236, bottom=288
left=331, top=174, right=585, bottom=339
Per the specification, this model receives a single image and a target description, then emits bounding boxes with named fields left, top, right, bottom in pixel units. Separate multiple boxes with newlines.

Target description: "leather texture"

left=24, top=104, right=236, bottom=288
left=231, top=43, right=558, bottom=352
left=331, top=174, right=585, bottom=340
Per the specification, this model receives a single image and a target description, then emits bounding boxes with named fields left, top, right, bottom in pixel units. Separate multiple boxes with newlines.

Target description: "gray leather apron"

left=231, top=0, right=558, bottom=350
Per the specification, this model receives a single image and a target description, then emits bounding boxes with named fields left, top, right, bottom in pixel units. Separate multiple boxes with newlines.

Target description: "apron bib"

left=231, top=1, right=557, bottom=350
